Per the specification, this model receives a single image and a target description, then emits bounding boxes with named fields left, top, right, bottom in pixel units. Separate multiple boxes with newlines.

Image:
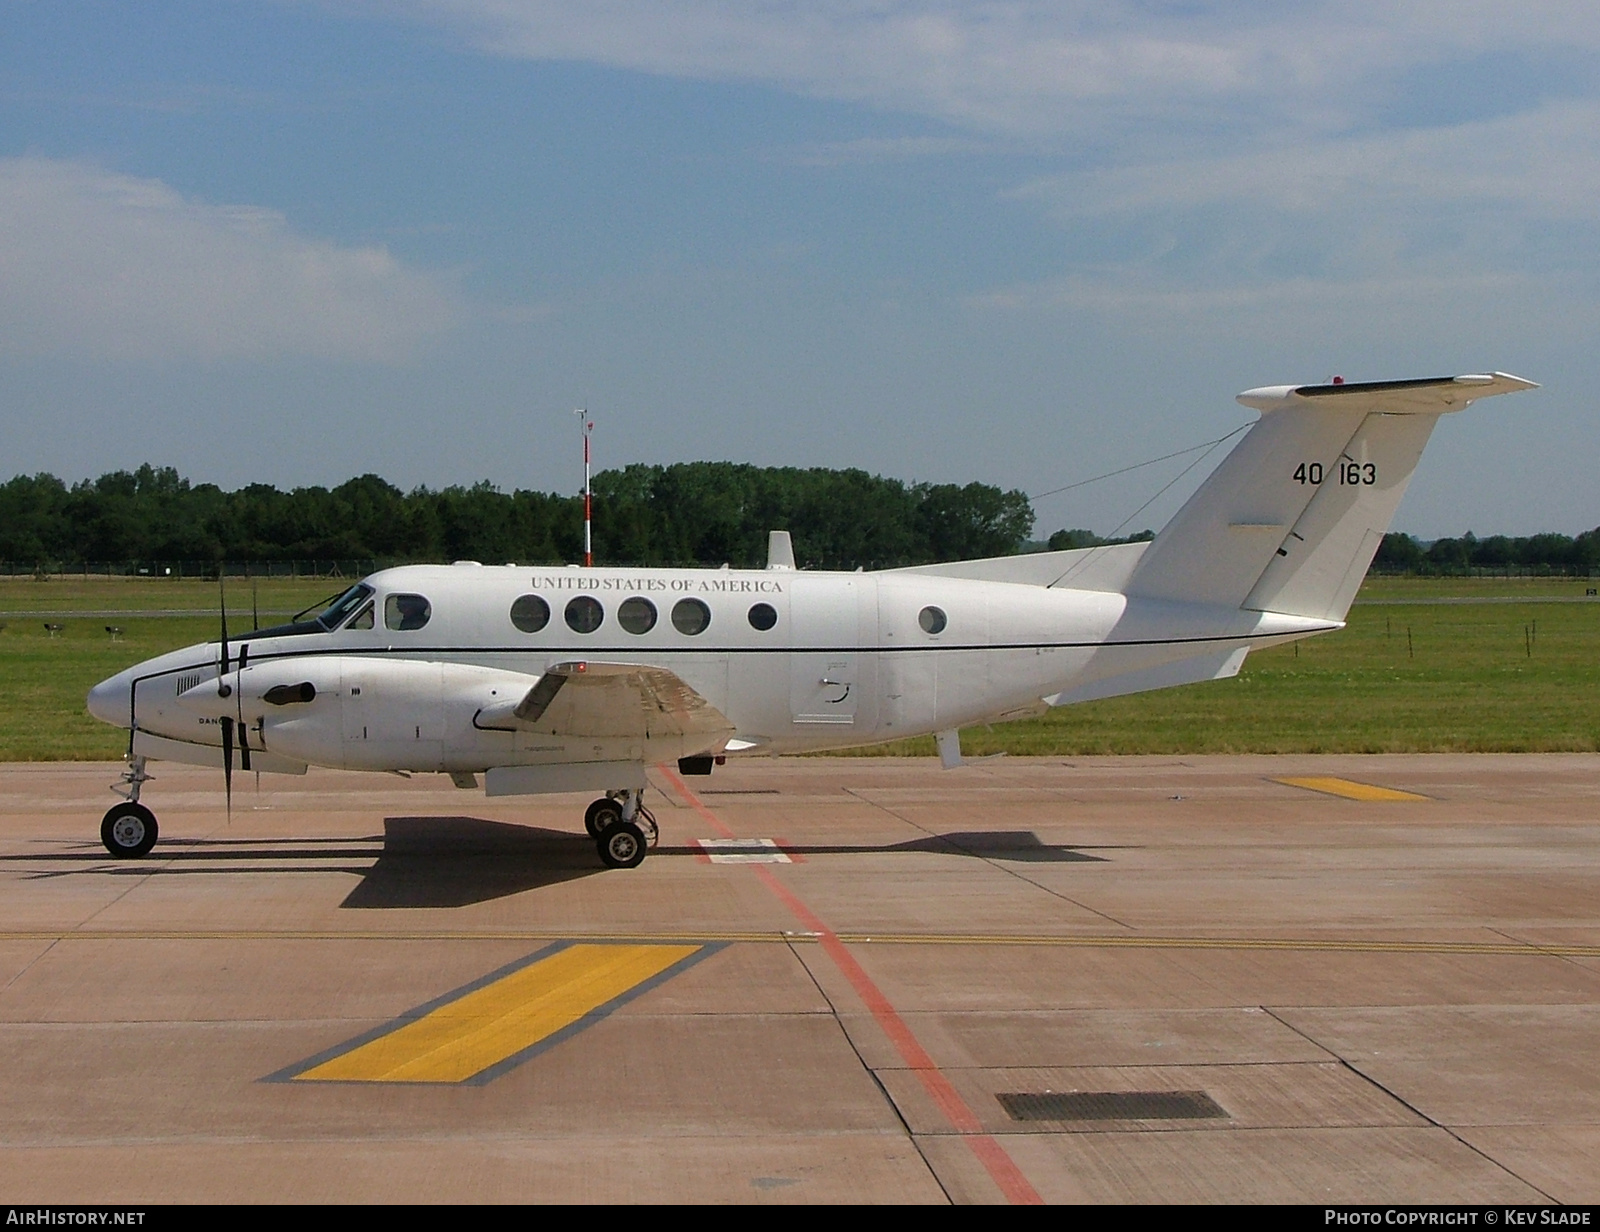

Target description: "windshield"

left=314, top=584, right=375, bottom=630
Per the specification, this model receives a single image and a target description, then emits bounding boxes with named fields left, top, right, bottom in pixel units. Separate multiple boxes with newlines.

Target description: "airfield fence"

left=1366, top=564, right=1597, bottom=579
left=3, top=560, right=1595, bottom=582
left=1, top=561, right=384, bottom=581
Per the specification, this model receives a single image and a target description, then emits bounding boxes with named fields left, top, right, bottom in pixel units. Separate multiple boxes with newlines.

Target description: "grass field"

left=1, top=575, right=1596, bottom=761
left=0, top=577, right=344, bottom=761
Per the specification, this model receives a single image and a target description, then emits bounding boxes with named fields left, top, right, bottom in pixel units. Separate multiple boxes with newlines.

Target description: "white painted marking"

left=694, top=838, right=793, bottom=865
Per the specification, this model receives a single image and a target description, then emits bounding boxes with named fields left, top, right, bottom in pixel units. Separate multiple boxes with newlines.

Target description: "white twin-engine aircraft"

left=87, top=373, right=1535, bottom=868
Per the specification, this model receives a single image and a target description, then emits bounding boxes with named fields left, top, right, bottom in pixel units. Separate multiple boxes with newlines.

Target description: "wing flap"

left=482, top=661, right=734, bottom=743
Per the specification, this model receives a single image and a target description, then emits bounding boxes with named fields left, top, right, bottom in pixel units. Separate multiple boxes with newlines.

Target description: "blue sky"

left=1, top=1, right=1595, bottom=538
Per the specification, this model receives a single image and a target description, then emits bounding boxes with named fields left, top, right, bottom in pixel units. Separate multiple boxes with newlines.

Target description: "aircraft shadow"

left=889, top=830, right=1109, bottom=862
left=341, top=816, right=602, bottom=909
left=9, top=823, right=1109, bottom=909
left=6, top=817, right=604, bottom=909
left=765, top=831, right=1111, bottom=862
left=334, top=822, right=1108, bottom=904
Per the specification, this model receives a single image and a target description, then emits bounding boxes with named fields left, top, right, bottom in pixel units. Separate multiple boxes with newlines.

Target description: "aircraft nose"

left=87, top=673, right=131, bottom=727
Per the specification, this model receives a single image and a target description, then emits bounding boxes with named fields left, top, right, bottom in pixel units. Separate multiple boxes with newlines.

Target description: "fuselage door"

left=789, top=576, right=858, bottom=725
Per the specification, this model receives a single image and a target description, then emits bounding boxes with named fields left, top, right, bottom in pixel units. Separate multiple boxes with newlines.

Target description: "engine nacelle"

left=175, top=653, right=730, bottom=774
left=178, top=656, right=542, bottom=773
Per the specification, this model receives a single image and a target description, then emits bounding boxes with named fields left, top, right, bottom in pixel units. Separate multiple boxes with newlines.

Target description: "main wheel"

left=101, top=802, right=158, bottom=858
left=597, top=819, right=646, bottom=869
left=585, top=797, right=623, bottom=839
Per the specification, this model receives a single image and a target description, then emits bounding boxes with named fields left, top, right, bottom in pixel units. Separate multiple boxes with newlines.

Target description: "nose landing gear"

left=588, top=788, right=658, bottom=869
left=102, top=757, right=159, bottom=858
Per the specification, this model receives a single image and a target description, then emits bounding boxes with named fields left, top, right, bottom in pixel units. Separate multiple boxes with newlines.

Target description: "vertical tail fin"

left=1124, top=373, right=1536, bottom=621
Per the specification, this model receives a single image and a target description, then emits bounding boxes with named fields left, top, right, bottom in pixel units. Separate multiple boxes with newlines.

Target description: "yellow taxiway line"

left=1274, top=775, right=1430, bottom=802
left=278, top=942, right=705, bottom=1085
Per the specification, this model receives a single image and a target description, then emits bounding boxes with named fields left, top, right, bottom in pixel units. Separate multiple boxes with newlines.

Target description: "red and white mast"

left=575, top=407, right=593, bottom=567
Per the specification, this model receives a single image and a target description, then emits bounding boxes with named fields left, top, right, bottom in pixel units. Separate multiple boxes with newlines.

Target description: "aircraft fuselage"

left=89, top=562, right=1330, bottom=774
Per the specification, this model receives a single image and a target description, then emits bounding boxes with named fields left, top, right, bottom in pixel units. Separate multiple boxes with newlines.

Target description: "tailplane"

left=1123, top=373, right=1536, bottom=621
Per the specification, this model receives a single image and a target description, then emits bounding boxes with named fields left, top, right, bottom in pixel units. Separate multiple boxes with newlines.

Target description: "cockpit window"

left=247, top=583, right=375, bottom=639
left=316, top=584, right=375, bottom=630
left=384, top=593, right=432, bottom=631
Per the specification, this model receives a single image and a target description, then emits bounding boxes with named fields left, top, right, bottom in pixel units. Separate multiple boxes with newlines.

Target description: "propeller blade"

left=217, top=573, right=232, bottom=698
left=220, top=714, right=234, bottom=818
left=237, top=644, right=251, bottom=772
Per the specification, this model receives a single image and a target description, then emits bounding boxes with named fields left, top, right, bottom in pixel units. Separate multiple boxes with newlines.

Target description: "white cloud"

left=1017, top=101, right=1600, bottom=221
left=767, top=134, right=995, bottom=166
left=0, top=158, right=461, bottom=362
left=943, top=98, right=1599, bottom=337
left=404, top=1, right=1600, bottom=136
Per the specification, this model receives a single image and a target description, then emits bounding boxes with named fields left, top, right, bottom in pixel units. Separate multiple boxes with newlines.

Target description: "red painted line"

left=660, top=766, right=738, bottom=838
left=774, top=838, right=806, bottom=863
left=659, top=766, right=1042, bottom=1205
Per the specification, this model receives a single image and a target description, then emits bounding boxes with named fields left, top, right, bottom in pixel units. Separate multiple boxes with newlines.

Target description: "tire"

left=101, top=803, right=158, bottom=858
left=585, top=797, right=623, bottom=839
left=597, top=819, right=646, bottom=869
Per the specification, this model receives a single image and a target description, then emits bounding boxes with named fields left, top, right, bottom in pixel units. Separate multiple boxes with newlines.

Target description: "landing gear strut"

left=102, top=757, right=158, bottom=858
left=588, top=788, right=657, bottom=869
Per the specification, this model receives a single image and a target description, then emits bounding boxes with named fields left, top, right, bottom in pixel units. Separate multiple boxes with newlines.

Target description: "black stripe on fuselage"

left=126, top=624, right=1336, bottom=689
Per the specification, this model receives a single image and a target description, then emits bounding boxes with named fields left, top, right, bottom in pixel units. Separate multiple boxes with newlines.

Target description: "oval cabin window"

left=747, top=602, right=778, bottom=631
left=671, top=598, right=711, bottom=635
left=918, top=605, right=947, bottom=635
left=618, top=596, right=657, bottom=634
left=565, top=595, right=604, bottom=634
left=510, top=594, right=550, bottom=633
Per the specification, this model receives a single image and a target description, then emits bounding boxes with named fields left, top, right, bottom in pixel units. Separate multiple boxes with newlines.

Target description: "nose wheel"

left=101, top=802, right=159, bottom=858
left=102, top=756, right=158, bottom=857
left=588, top=790, right=657, bottom=868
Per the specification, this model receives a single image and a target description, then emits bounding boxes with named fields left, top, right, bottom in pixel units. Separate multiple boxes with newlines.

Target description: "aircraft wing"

left=475, top=661, right=735, bottom=743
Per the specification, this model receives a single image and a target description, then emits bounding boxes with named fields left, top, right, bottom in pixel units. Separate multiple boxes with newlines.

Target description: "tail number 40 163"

left=1294, top=462, right=1376, bottom=486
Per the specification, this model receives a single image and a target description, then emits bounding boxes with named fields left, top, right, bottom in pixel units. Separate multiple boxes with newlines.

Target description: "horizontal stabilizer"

left=1237, top=372, right=1536, bottom=415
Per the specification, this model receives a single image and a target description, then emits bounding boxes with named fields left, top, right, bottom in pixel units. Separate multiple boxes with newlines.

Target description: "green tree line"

left=4, top=464, right=1591, bottom=575
left=0, top=463, right=1035, bottom=571
left=1374, top=530, right=1600, bottom=575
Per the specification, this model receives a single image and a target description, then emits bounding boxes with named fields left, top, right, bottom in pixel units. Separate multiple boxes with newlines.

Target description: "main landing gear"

left=585, top=789, right=658, bottom=870
left=102, top=756, right=158, bottom=858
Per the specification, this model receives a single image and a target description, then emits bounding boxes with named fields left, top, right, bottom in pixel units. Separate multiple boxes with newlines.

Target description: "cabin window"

left=918, top=605, right=947, bottom=635
left=618, top=596, right=657, bottom=634
left=565, top=595, right=604, bottom=633
left=747, top=602, right=778, bottom=631
left=347, top=602, right=374, bottom=630
left=671, top=598, right=711, bottom=635
left=510, top=594, right=551, bottom=633
left=384, top=593, right=432, bottom=631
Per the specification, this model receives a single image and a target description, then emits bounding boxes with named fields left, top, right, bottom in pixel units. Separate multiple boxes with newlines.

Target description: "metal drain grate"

left=998, top=1090, right=1227, bottom=1122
